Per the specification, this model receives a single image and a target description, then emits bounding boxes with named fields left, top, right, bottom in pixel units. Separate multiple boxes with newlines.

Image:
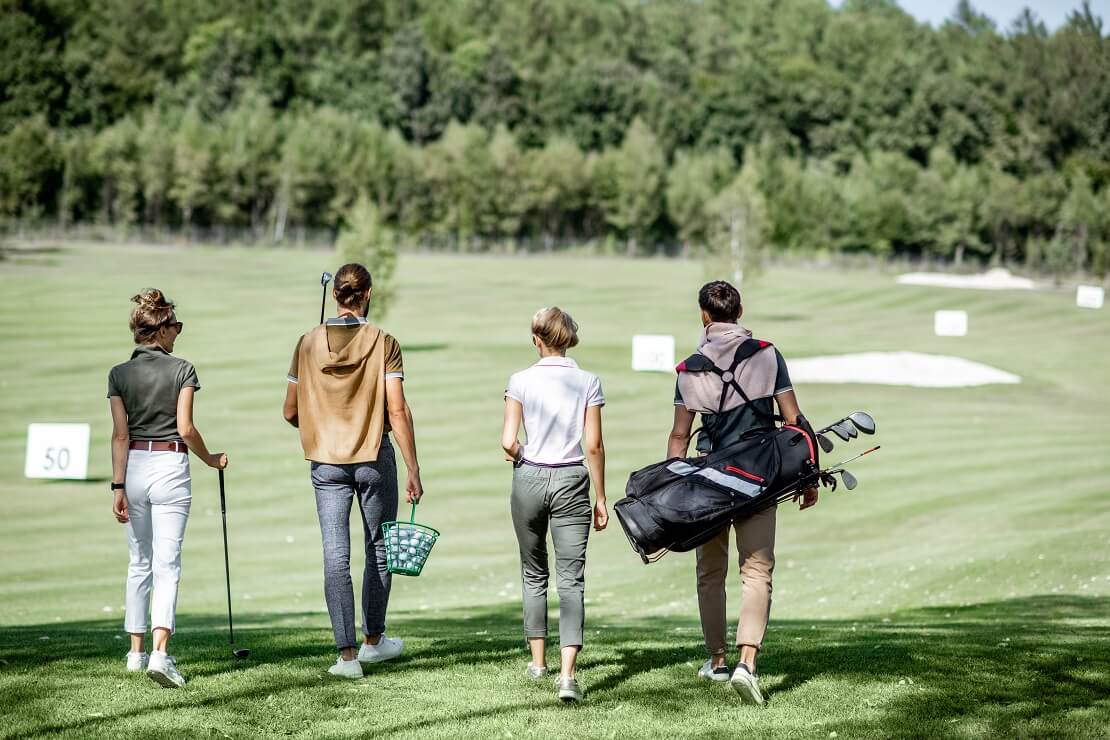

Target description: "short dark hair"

left=698, top=281, right=741, bottom=322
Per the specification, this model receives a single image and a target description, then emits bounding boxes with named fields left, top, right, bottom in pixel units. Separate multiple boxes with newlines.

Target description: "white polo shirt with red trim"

left=505, top=356, right=605, bottom=465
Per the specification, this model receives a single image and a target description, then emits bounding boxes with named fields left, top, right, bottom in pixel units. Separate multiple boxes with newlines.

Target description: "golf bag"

left=613, top=418, right=820, bottom=563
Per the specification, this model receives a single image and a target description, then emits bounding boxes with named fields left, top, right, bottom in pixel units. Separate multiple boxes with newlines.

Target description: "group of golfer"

left=107, top=263, right=817, bottom=704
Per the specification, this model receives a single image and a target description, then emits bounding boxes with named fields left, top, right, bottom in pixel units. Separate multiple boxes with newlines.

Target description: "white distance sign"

left=632, top=335, right=676, bottom=372
left=1076, top=285, right=1104, bottom=310
left=25, top=423, right=90, bottom=480
left=934, top=310, right=968, bottom=337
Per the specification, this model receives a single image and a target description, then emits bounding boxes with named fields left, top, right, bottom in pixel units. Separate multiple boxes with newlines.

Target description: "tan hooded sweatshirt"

left=294, top=323, right=387, bottom=463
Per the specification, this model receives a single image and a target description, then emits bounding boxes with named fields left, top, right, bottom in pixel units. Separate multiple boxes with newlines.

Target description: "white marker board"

left=1076, top=285, right=1104, bottom=310
left=25, top=423, right=90, bottom=480
left=934, top=310, right=968, bottom=337
left=632, top=335, right=676, bottom=372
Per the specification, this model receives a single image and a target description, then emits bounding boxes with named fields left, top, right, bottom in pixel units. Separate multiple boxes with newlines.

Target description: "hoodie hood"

left=314, top=323, right=382, bottom=374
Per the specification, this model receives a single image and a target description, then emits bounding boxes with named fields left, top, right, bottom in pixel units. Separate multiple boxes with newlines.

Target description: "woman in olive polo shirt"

left=108, top=289, right=228, bottom=689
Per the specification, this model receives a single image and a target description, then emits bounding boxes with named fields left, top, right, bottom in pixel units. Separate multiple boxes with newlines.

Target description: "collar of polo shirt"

left=535, top=356, right=578, bottom=368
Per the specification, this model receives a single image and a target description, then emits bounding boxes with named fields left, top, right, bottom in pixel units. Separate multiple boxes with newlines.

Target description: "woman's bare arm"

left=110, top=397, right=130, bottom=523
left=501, top=398, right=524, bottom=462
left=176, top=387, right=227, bottom=469
left=583, top=404, right=608, bottom=531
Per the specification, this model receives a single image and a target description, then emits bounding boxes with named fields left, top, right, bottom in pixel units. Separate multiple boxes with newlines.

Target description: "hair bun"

left=131, top=288, right=170, bottom=310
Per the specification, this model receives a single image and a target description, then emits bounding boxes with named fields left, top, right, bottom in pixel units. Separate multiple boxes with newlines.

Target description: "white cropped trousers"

left=123, top=449, right=191, bottom=634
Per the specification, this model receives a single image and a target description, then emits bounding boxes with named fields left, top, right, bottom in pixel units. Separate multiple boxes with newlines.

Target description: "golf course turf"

left=1, top=243, right=1108, bottom=738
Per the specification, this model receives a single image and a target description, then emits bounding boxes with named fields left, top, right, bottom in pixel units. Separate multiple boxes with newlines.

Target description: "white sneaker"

left=327, top=656, right=364, bottom=679
left=697, top=659, right=730, bottom=682
left=557, top=676, right=583, bottom=703
left=730, top=663, right=764, bottom=705
left=146, top=652, right=185, bottom=688
left=525, top=662, right=548, bottom=680
left=357, top=636, right=404, bottom=665
left=126, top=651, right=149, bottom=672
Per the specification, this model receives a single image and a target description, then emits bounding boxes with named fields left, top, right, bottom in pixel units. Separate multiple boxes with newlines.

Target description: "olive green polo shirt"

left=107, top=345, right=200, bottom=441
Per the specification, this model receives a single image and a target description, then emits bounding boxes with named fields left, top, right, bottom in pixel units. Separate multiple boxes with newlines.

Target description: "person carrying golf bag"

left=108, top=289, right=229, bottom=689
left=283, top=263, right=424, bottom=679
left=667, top=281, right=817, bottom=705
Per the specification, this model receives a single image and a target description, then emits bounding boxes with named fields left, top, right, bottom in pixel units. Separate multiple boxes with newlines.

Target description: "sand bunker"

left=896, top=268, right=1035, bottom=291
left=789, top=352, right=1021, bottom=387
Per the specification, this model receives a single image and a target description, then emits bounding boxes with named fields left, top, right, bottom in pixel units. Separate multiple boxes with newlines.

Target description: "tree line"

left=1, top=0, right=1109, bottom=275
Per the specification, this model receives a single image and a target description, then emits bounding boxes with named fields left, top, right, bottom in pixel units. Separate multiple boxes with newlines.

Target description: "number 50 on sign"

left=25, top=423, right=90, bottom=480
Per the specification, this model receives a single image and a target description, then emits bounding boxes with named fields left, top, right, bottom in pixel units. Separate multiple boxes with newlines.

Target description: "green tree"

left=706, top=155, right=768, bottom=286
left=335, top=196, right=397, bottom=321
left=666, top=147, right=735, bottom=255
left=0, top=115, right=59, bottom=220
left=597, top=118, right=666, bottom=255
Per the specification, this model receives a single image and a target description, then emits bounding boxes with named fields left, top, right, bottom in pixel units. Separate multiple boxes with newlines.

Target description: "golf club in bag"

left=218, top=470, right=250, bottom=659
left=613, top=411, right=879, bottom=564
left=319, top=272, right=333, bottom=324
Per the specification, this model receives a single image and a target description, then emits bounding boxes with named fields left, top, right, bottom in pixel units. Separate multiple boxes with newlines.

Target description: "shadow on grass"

left=0, top=595, right=1107, bottom=738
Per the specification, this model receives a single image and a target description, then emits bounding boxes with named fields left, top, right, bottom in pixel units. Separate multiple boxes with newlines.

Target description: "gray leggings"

left=510, top=463, right=591, bottom=649
left=311, top=439, right=398, bottom=650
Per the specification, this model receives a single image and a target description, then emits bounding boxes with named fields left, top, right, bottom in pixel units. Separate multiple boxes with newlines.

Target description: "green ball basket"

left=382, top=502, right=440, bottom=576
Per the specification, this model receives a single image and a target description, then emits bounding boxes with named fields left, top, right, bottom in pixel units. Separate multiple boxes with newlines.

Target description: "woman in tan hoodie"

left=282, top=263, right=424, bottom=679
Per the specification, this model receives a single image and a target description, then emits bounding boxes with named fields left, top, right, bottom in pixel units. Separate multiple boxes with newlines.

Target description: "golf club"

left=847, top=411, right=876, bottom=435
left=218, top=470, right=251, bottom=660
left=817, top=433, right=834, bottom=453
left=828, top=445, right=881, bottom=469
left=319, top=271, right=333, bottom=324
left=840, top=470, right=858, bottom=490
left=839, top=421, right=859, bottom=439
left=829, top=424, right=851, bottom=442
left=818, top=410, right=877, bottom=436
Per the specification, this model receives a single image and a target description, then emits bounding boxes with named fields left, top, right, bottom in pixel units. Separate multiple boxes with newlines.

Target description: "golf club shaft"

left=319, top=285, right=327, bottom=324
left=829, top=445, right=881, bottom=469
left=218, top=469, right=235, bottom=645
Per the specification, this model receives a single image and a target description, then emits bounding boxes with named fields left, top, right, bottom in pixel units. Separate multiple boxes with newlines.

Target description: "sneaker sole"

left=146, top=668, right=184, bottom=689
left=358, top=651, right=402, bottom=665
left=698, top=672, right=731, bottom=683
left=558, top=691, right=582, bottom=703
left=730, top=675, right=764, bottom=705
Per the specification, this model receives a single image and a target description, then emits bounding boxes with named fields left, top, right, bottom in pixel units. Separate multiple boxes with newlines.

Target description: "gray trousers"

left=311, top=438, right=398, bottom=651
left=510, top=463, right=591, bottom=649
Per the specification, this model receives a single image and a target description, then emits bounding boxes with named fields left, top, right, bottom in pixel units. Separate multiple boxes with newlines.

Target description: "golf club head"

left=841, top=422, right=859, bottom=439
left=817, top=433, right=834, bottom=453
left=829, top=424, right=851, bottom=442
left=848, top=411, right=876, bottom=435
left=233, top=648, right=251, bottom=659
left=841, top=469, right=858, bottom=490
left=320, top=271, right=333, bottom=286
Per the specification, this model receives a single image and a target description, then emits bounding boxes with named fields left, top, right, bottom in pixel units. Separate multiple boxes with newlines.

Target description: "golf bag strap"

left=710, top=339, right=778, bottom=426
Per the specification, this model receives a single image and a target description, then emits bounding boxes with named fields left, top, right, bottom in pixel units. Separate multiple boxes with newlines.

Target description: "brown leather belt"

left=129, top=440, right=188, bottom=453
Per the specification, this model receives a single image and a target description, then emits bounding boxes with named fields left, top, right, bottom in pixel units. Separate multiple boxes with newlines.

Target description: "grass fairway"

left=1, top=243, right=1109, bottom=738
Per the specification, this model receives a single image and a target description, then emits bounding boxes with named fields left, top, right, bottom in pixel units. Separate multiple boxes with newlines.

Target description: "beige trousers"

left=694, top=505, right=776, bottom=655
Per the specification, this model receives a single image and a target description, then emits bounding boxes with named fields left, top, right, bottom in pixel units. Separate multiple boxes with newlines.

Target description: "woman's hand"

left=207, top=452, right=228, bottom=470
left=405, top=468, right=424, bottom=504
left=112, top=491, right=129, bottom=523
left=593, top=499, right=608, bottom=531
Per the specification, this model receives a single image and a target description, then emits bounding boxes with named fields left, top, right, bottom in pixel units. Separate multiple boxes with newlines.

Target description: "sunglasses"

left=162, top=319, right=183, bottom=334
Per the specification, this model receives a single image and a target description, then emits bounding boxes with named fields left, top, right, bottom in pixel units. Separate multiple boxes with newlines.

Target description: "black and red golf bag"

left=613, top=418, right=820, bottom=563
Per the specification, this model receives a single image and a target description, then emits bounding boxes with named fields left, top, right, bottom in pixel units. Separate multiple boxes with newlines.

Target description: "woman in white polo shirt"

left=501, top=306, right=607, bottom=703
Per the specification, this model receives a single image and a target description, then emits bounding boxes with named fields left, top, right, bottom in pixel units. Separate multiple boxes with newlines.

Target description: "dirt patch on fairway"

left=896, top=268, right=1035, bottom=291
left=789, top=352, right=1021, bottom=387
